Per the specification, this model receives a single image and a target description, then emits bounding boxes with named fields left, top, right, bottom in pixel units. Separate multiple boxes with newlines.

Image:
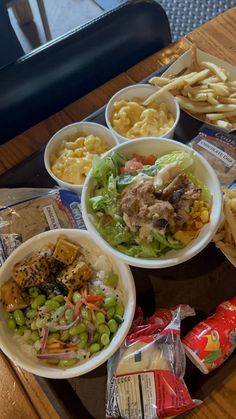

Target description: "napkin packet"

left=0, top=188, right=85, bottom=266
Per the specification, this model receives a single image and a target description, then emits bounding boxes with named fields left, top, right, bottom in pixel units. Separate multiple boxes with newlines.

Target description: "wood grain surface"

left=1, top=7, right=236, bottom=419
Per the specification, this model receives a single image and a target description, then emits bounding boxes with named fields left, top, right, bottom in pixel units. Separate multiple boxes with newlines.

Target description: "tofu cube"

left=53, top=238, right=79, bottom=265
left=1, top=279, right=30, bottom=312
left=12, top=255, right=50, bottom=288
left=58, top=261, right=92, bottom=291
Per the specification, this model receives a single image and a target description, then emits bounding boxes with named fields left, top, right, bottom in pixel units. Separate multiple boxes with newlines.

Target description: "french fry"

left=200, top=61, right=228, bottom=81
left=216, top=242, right=236, bottom=258
left=215, top=120, right=233, bottom=130
left=147, top=43, right=236, bottom=130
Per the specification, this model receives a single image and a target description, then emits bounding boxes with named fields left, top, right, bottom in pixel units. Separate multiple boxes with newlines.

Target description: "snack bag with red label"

left=106, top=309, right=198, bottom=419
left=183, top=295, right=236, bottom=373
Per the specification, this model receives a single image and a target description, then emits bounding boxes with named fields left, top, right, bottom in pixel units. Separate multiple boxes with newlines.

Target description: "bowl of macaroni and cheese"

left=44, top=122, right=119, bottom=194
left=105, top=84, right=180, bottom=143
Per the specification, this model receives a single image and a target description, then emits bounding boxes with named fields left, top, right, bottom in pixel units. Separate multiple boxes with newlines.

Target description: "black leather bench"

left=0, top=0, right=171, bottom=144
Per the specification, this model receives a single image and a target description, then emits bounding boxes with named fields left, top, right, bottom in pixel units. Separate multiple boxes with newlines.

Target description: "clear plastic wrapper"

left=0, top=188, right=85, bottom=266
left=106, top=307, right=199, bottom=419
left=189, top=124, right=236, bottom=186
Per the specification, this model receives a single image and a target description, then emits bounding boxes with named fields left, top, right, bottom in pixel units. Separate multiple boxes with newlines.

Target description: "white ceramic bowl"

left=105, top=84, right=180, bottom=142
left=0, top=229, right=136, bottom=379
left=81, top=138, right=222, bottom=269
left=44, top=122, right=119, bottom=195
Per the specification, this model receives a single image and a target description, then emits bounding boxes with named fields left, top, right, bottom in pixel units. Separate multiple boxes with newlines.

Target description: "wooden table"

left=1, top=7, right=236, bottom=419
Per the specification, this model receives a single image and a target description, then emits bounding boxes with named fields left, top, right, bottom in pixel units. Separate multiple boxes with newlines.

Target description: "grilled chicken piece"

left=0, top=279, right=30, bottom=312
left=57, top=261, right=92, bottom=292
left=53, top=238, right=80, bottom=265
left=12, top=255, right=50, bottom=288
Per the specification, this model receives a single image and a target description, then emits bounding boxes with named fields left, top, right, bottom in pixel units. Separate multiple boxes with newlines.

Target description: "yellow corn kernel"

left=195, top=221, right=203, bottom=229
left=200, top=210, right=209, bottom=223
left=174, top=230, right=196, bottom=245
left=192, top=211, right=200, bottom=219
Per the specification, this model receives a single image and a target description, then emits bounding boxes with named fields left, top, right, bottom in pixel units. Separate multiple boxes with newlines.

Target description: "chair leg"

left=12, top=0, right=33, bottom=25
left=36, top=0, right=51, bottom=41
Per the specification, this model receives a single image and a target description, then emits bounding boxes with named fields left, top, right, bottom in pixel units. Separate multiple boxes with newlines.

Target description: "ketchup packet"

left=106, top=307, right=199, bottom=419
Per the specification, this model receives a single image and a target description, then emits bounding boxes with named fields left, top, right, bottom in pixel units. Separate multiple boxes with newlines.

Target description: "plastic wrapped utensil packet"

left=106, top=308, right=199, bottom=419
left=0, top=188, right=85, bottom=266
left=189, top=124, right=236, bottom=186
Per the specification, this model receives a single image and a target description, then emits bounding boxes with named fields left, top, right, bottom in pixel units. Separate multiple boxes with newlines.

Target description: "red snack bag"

left=183, top=296, right=236, bottom=373
left=106, top=309, right=198, bottom=419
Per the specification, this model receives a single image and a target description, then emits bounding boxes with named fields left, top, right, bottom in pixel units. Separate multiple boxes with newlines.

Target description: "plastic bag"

left=189, top=124, right=236, bottom=186
left=106, top=307, right=199, bottom=419
left=0, top=188, right=85, bottom=266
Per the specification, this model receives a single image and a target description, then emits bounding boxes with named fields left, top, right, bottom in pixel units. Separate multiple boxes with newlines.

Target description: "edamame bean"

left=98, top=324, right=110, bottom=336
left=100, top=333, right=110, bottom=346
left=58, top=359, right=77, bottom=368
left=28, top=287, right=39, bottom=298
left=114, top=315, right=123, bottom=324
left=103, top=297, right=117, bottom=309
left=65, top=308, right=74, bottom=323
left=7, top=318, right=16, bottom=330
left=15, top=326, right=26, bottom=336
left=45, top=300, right=60, bottom=312
left=47, top=359, right=59, bottom=365
left=31, top=294, right=46, bottom=309
left=13, top=309, right=25, bottom=326
left=60, top=331, right=70, bottom=341
left=47, top=333, right=60, bottom=344
left=81, top=307, right=92, bottom=321
left=76, top=332, right=88, bottom=349
left=72, top=291, right=81, bottom=304
left=89, top=343, right=101, bottom=354
left=115, top=302, right=124, bottom=317
left=35, top=314, right=50, bottom=329
left=103, top=273, right=118, bottom=288
left=31, top=331, right=39, bottom=342
left=95, top=311, right=105, bottom=325
left=92, top=332, right=100, bottom=343
left=30, top=320, right=37, bottom=330
left=51, top=306, right=65, bottom=322
left=106, top=307, right=115, bottom=319
left=52, top=295, right=65, bottom=304
left=95, top=290, right=104, bottom=296
left=34, top=340, right=42, bottom=351
left=26, top=308, right=37, bottom=319
left=69, top=323, right=86, bottom=336
left=108, top=319, right=118, bottom=333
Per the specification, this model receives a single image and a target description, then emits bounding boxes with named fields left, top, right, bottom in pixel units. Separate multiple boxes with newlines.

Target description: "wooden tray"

left=1, top=67, right=236, bottom=419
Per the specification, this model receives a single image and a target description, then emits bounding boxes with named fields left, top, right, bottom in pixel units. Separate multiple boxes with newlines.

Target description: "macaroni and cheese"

left=50, top=133, right=109, bottom=185
left=111, top=98, right=175, bottom=139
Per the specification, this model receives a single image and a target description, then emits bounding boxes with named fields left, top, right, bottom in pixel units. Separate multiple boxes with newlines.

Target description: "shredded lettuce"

left=91, top=156, right=117, bottom=186
left=95, top=221, right=134, bottom=247
left=155, top=150, right=194, bottom=171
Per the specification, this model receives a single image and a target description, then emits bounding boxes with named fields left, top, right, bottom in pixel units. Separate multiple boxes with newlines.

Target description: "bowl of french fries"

left=105, top=84, right=180, bottom=143
left=213, top=187, right=236, bottom=266
left=149, top=44, right=236, bottom=132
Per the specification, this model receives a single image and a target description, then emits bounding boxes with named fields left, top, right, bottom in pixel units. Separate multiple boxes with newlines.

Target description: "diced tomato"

left=144, top=154, right=156, bottom=165
left=123, top=160, right=143, bottom=174
left=133, top=154, right=156, bottom=165
left=86, top=294, right=104, bottom=303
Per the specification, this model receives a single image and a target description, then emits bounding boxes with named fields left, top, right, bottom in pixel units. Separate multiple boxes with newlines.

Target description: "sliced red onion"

left=87, top=321, right=96, bottom=345
left=37, top=351, right=77, bottom=360
left=40, top=326, right=49, bottom=352
left=46, top=316, right=80, bottom=331
left=71, top=336, right=80, bottom=345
